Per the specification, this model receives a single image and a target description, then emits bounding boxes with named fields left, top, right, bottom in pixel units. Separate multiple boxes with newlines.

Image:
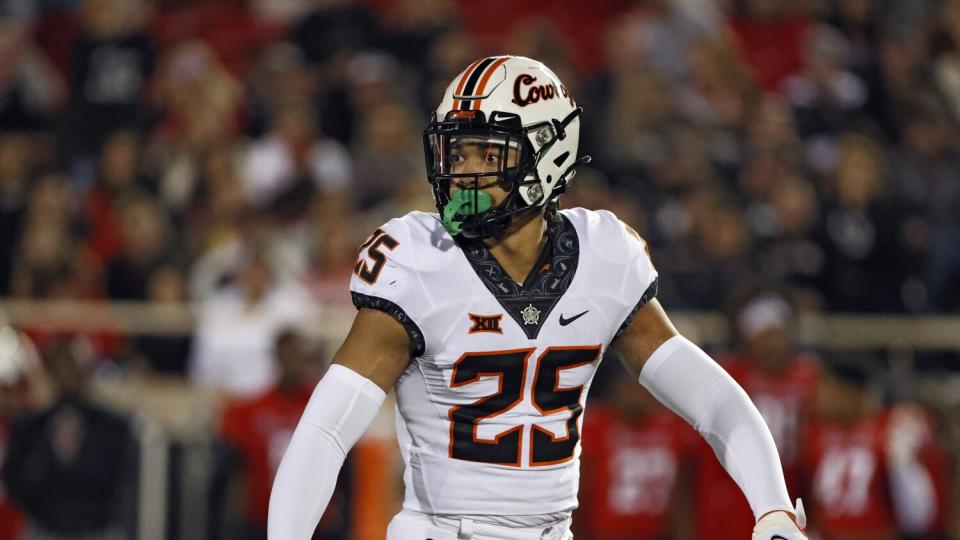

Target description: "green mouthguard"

left=442, top=189, right=493, bottom=235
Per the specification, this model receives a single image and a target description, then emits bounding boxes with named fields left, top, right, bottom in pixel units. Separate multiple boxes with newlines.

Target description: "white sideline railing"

left=2, top=299, right=959, bottom=348
left=137, top=417, right=168, bottom=540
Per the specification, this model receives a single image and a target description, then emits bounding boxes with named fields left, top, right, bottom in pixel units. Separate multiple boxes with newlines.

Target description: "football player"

left=268, top=56, right=807, bottom=540
left=800, top=355, right=946, bottom=540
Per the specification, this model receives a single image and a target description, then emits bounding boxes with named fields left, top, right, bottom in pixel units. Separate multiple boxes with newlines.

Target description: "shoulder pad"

left=349, top=212, right=441, bottom=356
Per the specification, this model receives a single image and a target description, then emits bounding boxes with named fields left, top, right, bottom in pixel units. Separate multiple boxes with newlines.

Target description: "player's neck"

left=483, top=212, right=548, bottom=285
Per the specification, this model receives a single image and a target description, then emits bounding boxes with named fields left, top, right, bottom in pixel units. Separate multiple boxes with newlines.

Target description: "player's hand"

left=752, top=499, right=807, bottom=540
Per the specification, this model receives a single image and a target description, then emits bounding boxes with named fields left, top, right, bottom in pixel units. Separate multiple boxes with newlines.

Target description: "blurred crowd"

left=1, top=0, right=960, bottom=538
left=1, top=0, right=960, bottom=321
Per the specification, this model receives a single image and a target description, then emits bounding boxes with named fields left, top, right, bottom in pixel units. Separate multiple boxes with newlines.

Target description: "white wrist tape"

left=639, top=335, right=793, bottom=520
left=268, top=364, right=386, bottom=539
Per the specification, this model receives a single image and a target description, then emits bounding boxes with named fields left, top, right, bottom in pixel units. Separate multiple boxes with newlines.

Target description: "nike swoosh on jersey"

left=558, top=310, right=589, bottom=326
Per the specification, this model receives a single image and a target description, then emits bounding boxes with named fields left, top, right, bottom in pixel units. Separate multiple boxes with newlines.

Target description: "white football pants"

left=385, top=510, right=573, bottom=540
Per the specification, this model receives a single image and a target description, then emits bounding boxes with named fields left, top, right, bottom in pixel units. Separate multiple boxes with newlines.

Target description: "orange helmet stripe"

left=469, top=56, right=510, bottom=110
left=452, top=58, right=485, bottom=111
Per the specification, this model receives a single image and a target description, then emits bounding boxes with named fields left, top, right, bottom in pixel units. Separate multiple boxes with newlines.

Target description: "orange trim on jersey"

left=452, top=58, right=485, bottom=111
left=529, top=425, right=574, bottom=467
left=529, top=345, right=602, bottom=467
left=448, top=347, right=534, bottom=468
left=469, top=56, right=509, bottom=110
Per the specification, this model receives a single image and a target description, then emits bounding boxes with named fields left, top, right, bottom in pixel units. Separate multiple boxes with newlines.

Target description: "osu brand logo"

left=468, top=313, right=503, bottom=334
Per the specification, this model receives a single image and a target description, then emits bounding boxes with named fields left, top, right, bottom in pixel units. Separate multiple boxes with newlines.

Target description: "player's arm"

left=267, top=309, right=411, bottom=539
left=611, top=299, right=807, bottom=540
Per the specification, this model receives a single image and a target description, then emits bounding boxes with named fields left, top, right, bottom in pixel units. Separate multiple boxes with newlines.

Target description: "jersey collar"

left=457, top=213, right=580, bottom=339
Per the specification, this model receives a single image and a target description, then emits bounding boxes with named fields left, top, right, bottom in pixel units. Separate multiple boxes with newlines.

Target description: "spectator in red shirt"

left=575, top=370, right=697, bottom=540
left=216, top=329, right=348, bottom=540
left=801, top=354, right=946, bottom=540
left=729, top=0, right=812, bottom=92
left=693, top=286, right=820, bottom=540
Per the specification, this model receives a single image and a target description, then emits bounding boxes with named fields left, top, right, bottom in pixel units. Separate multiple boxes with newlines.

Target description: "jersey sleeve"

left=349, top=218, right=430, bottom=357
left=612, top=216, right=659, bottom=339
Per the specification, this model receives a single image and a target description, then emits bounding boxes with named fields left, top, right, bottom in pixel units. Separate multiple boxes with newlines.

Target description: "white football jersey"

left=349, top=208, right=658, bottom=517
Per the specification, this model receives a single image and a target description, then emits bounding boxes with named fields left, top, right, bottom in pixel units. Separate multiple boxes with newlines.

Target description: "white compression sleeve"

left=267, top=364, right=387, bottom=539
left=638, top=335, right=793, bottom=520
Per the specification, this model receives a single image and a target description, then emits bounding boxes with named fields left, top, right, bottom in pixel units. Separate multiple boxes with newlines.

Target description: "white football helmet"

left=423, top=55, right=589, bottom=238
